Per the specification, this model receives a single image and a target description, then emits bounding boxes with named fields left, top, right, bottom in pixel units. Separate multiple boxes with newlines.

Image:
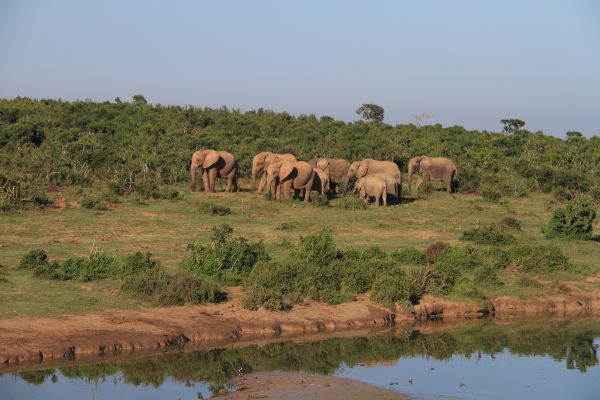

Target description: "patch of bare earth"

left=213, top=371, right=407, bottom=400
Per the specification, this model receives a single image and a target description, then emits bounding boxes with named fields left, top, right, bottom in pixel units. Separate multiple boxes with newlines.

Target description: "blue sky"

left=1, top=0, right=599, bottom=136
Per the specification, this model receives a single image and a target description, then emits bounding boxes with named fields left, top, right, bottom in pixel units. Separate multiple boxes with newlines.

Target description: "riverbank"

left=2, top=285, right=600, bottom=368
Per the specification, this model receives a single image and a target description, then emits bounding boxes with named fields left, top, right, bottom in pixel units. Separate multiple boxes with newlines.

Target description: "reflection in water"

left=3, top=320, right=600, bottom=398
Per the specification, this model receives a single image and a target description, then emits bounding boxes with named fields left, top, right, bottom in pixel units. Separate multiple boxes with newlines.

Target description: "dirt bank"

left=212, top=371, right=408, bottom=400
left=1, top=286, right=600, bottom=367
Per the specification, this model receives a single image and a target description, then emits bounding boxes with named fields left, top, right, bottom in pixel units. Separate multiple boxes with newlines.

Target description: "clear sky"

left=1, top=0, right=599, bottom=136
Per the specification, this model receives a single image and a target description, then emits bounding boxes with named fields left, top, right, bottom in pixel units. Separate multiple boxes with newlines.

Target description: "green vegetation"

left=545, top=196, right=597, bottom=239
left=461, top=223, right=516, bottom=245
left=2, top=97, right=600, bottom=211
left=199, top=202, right=231, bottom=216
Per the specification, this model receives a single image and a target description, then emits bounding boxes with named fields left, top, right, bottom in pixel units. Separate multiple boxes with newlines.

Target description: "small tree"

left=500, top=118, right=525, bottom=134
left=566, top=131, right=583, bottom=139
left=546, top=196, right=596, bottom=239
left=356, top=104, right=384, bottom=123
left=132, top=94, right=148, bottom=105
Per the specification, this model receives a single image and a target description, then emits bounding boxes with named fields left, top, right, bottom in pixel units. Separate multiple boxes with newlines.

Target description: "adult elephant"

left=408, top=156, right=457, bottom=193
left=252, top=151, right=297, bottom=193
left=347, top=159, right=402, bottom=199
left=266, top=160, right=314, bottom=202
left=308, top=157, right=350, bottom=194
left=190, top=149, right=238, bottom=192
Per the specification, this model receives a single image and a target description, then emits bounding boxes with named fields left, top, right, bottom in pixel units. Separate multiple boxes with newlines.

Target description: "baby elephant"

left=355, top=176, right=387, bottom=206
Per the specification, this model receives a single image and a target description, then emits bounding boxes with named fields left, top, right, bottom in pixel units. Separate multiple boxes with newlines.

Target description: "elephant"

left=407, top=156, right=457, bottom=193
left=312, top=167, right=330, bottom=195
left=347, top=159, right=402, bottom=200
left=190, top=149, right=238, bottom=192
left=355, top=176, right=387, bottom=206
left=252, top=152, right=297, bottom=193
left=308, top=157, right=350, bottom=194
left=368, top=173, right=399, bottom=198
left=266, top=160, right=314, bottom=202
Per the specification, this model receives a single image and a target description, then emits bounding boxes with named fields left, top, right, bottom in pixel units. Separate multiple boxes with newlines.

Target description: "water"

left=1, top=319, right=599, bottom=400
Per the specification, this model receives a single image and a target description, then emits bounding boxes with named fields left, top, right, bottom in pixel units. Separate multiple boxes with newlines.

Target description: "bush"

left=473, top=265, right=502, bottom=286
left=289, top=230, right=338, bottom=266
left=242, top=260, right=299, bottom=311
left=275, top=222, right=297, bottom=231
left=121, top=255, right=223, bottom=305
left=509, top=245, right=570, bottom=273
left=334, top=196, right=366, bottom=210
left=199, top=202, right=231, bottom=216
left=182, top=225, right=269, bottom=285
left=545, top=197, right=596, bottom=239
left=392, top=246, right=428, bottom=265
left=370, top=267, right=421, bottom=307
left=461, top=224, right=515, bottom=245
left=18, top=249, right=49, bottom=271
left=30, top=190, right=52, bottom=207
left=435, top=246, right=479, bottom=271
left=425, top=242, right=449, bottom=263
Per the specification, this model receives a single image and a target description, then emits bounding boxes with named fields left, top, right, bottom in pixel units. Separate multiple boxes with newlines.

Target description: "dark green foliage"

left=182, top=225, right=270, bottom=285
left=461, top=224, right=515, bottom=245
left=546, top=197, right=596, bottom=239
left=18, top=249, right=49, bottom=271
left=370, top=267, right=421, bottom=306
left=2, top=98, right=599, bottom=203
left=289, top=229, right=338, bottom=266
left=120, top=252, right=160, bottom=277
left=500, top=118, right=526, bottom=134
left=242, top=260, right=298, bottom=311
left=509, top=245, right=570, bottom=273
left=199, top=202, right=231, bottom=216
left=333, top=196, right=366, bottom=210
left=425, top=242, right=449, bottom=263
left=391, top=246, right=428, bottom=265
left=356, top=103, right=384, bottom=123
left=473, top=265, right=502, bottom=286
left=30, top=190, right=51, bottom=207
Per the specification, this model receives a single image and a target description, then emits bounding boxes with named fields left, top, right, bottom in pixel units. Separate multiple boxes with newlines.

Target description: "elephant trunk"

left=251, top=163, right=258, bottom=190
left=190, top=160, right=198, bottom=191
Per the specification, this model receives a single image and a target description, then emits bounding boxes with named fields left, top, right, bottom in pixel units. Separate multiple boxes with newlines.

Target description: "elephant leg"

left=256, top=173, right=267, bottom=193
left=330, top=182, right=337, bottom=194
left=224, top=171, right=233, bottom=192
left=283, top=182, right=292, bottom=200
left=208, top=168, right=217, bottom=192
left=202, top=170, right=209, bottom=192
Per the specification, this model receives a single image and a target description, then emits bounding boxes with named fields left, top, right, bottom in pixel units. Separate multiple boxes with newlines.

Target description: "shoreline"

left=1, top=286, right=599, bottom=369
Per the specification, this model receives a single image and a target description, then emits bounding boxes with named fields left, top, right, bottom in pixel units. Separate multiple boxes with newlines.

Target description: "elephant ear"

left=279, top=162, right=295, bottom=181
left=202, top=150, right=220, bottom=168
left=316, top=158, right=329, bottom=170
left=357, top=162, right=368, bottom=178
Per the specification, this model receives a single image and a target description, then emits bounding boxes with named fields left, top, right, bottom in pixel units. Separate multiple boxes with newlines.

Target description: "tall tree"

left=356, top=104, right=384, bottom=123
left=132, top=94, right=148, bottom=105
left=500, top=118, right=525, bottom=134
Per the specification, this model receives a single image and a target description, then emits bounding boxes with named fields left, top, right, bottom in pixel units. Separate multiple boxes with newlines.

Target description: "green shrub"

left=517, top=276, right=544, bottom=289
left=310, top=193, right=330, bottom=207
left=370, top=267, right=420, bottom=306
left=461, top=224, right=515, bottom=245
left=473, top=265, right=502, bottom=286
left=81, top=196, right=99, bottom=209
left=199, top=202, right=231, bottom=216
left=18, top=249, right=49, bottom=271
left=30, top=190, right=52, bottom=207
left=435, top=246, right=479, bottom=270
left=509, top=245, right=570, bottom=273
left=545, top=197, right=596, bottom=239
left=289, top=229, right=338, bottom=266
left=182, top=225, right=269, bottom=285
left=120, top=252, right=160, bottom=277
left=333, top=196, right=366, bottom=210
left=425, top=242, right=449, bottom=263
left=392, top=246, right=428, bottom=265
left=430, top=259, right=461, bottom=294
left=242, top=260, right=298, bottom=311
left=417, top=182, right=435, bottom=197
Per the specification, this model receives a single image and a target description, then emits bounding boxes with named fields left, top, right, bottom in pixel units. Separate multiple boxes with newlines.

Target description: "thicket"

left=461, top=223, right=516, bottom=245
left=545, top=197, right=597, bottom=239
left=2, top=97, right=600, bottom=210
left=16, top=249, right=223, bottom=305
left=181, top=224, right=270, bottom=285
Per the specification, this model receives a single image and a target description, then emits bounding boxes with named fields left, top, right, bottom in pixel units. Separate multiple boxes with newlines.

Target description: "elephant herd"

left=190, top=148, right=457, bottom=206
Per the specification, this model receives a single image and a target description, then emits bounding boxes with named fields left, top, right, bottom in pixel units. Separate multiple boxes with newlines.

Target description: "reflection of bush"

left=13, top=321, right=600, bottom=389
